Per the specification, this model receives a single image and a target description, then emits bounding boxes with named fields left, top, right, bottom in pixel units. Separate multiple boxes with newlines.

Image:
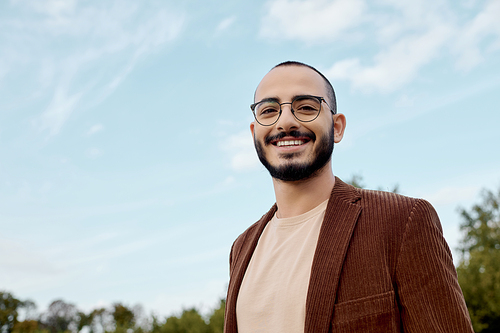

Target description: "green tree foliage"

left=207, top=300, right=224, bottom=333
left=150, top=315, right=162, bottom=333
left=12, top=320, right=41, bottom=333
left=75, top=312, right=92, bottom=333
left=89, top=308, right=111, bottom=333
left=457, top=187, right=500, bottom=333
left=2, top=289, right=227, bottom=333
left=1, top=291, right=23, bottom=333
left=112, top=304, right=135, bottom=329
left=347, top=174, right=365, bottom=189
left=42, top=300, right=77, bottom=333
left=162, top=308, right=208, bottom=333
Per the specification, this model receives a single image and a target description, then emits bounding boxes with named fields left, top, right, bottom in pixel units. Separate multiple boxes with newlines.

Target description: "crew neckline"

left=272, top=199, right=329, bottom=227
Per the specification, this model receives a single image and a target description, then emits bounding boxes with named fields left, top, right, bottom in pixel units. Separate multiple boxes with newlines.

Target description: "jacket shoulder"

left=356, top=187, right=427, bottom=218
left=229, top=204, right=277, bottom=269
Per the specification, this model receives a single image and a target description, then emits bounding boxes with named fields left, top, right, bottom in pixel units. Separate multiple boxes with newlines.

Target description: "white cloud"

left=86, top=147, right=103, bottom=158
left=327, top=24, right=452, bottom=93
left=2, top=1, right=185, bottom=136
left=86, top=123, right=104, bottom=136
left=37, top=87, right=84, bottom=136
left=221, top=130, right=260, bottom=171
left=421, top=185, right=480, bottom=206
left=29, top=0, right=78, bottom=18
left=259, top=0, right=366, bottom=42
left=0, top=238, right=58, bottom=275
left=453, top=0, right=500, bottom=70
left=394, top=93, right=415, bottom=108
left=216, top=16, right=236, bottom=33
left=259, top=0, right=500, bottom=93
left=323, top=0, right=457, bottom=93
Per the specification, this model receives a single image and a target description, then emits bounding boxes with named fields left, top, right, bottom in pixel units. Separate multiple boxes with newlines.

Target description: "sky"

left=1, top=0, right=500, bottom=320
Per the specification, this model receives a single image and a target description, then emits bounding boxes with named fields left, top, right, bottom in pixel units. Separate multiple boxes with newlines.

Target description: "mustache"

left=264, top=130, right=316, bottom=145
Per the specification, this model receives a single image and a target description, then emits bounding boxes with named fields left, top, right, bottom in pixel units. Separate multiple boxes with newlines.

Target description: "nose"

left=276, top=104, right=300, bottom=132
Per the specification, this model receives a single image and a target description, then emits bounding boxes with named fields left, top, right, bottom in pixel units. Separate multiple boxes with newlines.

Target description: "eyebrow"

left=255, top=94, right=316, bottom=104
left=254, top=96, right=280, bottom=104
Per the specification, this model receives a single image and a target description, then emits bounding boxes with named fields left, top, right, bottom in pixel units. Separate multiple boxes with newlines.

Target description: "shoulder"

left=229, top=204, right=277, bottom=267
left=333, top=177, right=420, bottom=209
left=351, top=188, right=445, bottom=257
left=358, top=187, right=417, bottom=208
left=333, top=178, right=439, bottom=231
left=358, top=188, right=438, bottom=224
left=340, top=177, right=433, bottom=220
left=231, top=219, right=261, bottom=257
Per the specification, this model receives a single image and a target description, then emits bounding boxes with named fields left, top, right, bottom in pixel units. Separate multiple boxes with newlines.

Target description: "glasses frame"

left=250, top=95, right=336, bottom=126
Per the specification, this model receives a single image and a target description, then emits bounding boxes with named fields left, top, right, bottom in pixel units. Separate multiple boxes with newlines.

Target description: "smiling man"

left=223, top=61, right=473, bottom=333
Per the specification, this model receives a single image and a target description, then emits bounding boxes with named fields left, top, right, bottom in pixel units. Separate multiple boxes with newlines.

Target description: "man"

left=223, top=61, right=473, bottom=332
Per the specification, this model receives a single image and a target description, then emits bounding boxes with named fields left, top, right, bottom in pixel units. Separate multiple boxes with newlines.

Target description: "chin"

left=254, top=122, right=335, bottom=182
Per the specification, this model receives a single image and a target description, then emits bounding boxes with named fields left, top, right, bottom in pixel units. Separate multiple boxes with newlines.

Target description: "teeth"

left=277, top=140, right=304, bottom=147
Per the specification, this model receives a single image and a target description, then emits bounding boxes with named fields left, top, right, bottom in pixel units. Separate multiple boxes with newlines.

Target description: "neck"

left=272, top=162, right=335, bottom=218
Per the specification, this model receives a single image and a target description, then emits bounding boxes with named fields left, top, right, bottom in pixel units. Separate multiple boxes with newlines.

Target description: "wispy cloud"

left=86, top=147, right=103, bottom=158
left=327, top=24, right=452, bottom=93
left=0, top=229, right=157, bottom=294
left=260, top=0, right=365, bottom=42
left=421, top=185, right=481, bottom=206
left=216, top=16, right=236, bottom=34
left=221, top=130, right=260, bottom=171
left=38, top=87, right=84, bottom=136
left=453, top=0, right=500, bottom=70
left=260, top=0, right=500, bottom=93
left=0, top=238, right=58, bottom=275
left=86, top=123, right=104, bottom=136
left=1, top=1, right=186, bottom=136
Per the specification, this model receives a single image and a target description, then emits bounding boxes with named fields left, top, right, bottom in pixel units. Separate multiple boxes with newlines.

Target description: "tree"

left=162, top=308, right=208, bottom=333
left=150, top=315, right=162, bottom=333
left=76, top=311, right=93, bottom=333
left=0, top=292, right=23, bottom=333
left=12, top=320, right=40, bottom=333
left=347, top=174, right=365, bottom=189
left=207, top=300, right=224, bottom=333
left=457, top=187, right=500, bottom=333
left=42, top=300, right=77, bottom=333
left=112, top=304, right=135, bottom=330
left=88, top=308, right=112, bottom=333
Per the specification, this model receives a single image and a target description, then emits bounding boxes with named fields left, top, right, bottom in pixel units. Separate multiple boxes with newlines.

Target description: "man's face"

left=251, top=65, right=339, bottom=182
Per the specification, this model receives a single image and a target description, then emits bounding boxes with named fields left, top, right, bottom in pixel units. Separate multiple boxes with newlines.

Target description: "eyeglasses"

left=250, top=95, right=335, bottom=126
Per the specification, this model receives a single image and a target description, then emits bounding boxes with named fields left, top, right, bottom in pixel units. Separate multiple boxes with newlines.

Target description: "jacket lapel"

left=224, top=205, right=277, bottom=333
left=304, top=178, right=362, bottom=333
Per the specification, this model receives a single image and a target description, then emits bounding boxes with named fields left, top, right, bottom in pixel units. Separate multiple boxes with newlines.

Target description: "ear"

left=332, top=113, right=346, bottom=143
left=250, top=122, right=255, bottom=139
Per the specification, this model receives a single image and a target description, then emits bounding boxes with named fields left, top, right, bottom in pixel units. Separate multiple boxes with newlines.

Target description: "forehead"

left=255, top=65, right=326, bottom=102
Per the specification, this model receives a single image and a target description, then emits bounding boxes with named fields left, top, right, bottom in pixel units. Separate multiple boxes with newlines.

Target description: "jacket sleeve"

left=394, top=199, right=474, bottom=332
left=229, top=242, right=234, bottom=271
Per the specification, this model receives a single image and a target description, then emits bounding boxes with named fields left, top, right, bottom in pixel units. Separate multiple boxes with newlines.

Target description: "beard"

left=254, top=123, right=334, bottom=182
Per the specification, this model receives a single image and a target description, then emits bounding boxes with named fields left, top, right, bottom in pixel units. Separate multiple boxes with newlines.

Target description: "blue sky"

left=1, top=0, right=500, bottom=319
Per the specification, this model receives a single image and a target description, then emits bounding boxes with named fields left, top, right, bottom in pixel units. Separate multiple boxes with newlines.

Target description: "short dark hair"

left=272, top=61, right=336, bottom=114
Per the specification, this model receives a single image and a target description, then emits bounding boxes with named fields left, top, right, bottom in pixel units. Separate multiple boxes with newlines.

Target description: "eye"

left=258, top=103, right=280, bottom=118
left=260, top=107, right=278, bottom=115
left=296, top=104, right=316, bottom=111
left=293, top=98, right=320, bottom=114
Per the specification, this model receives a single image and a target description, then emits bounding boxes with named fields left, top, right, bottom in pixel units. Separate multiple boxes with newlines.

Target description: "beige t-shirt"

left=236, top=200, right=328, bottom=333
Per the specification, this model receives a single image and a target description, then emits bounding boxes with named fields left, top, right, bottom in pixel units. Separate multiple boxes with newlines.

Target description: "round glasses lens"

left=292, top=97, right=321, bottom=122
left=255, top=101, right=280, bottom=125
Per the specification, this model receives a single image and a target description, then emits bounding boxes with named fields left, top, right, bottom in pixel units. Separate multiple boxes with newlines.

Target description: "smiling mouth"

left=266, top=130, right=315, bottom=147
left=275, top=139, right=307, bottom=147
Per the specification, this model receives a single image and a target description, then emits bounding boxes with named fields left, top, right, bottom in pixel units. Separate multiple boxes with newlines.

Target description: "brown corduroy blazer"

left=224, top=177, right=473, bottom=333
